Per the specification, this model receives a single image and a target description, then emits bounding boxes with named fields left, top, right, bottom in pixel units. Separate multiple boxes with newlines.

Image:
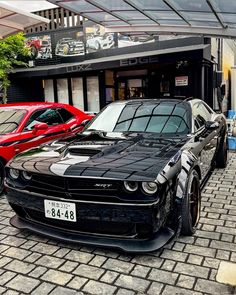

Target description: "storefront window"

left=71, top=78, right=84, bottom=110
left=106, top=88, right=115, bottom=104
left=118, top=82, right=126, bottom=100
left=87, top=76, right=100, bottom=112
left=44, top=79, right=54, bottom=102
left=128, top=79, right=144, bottom=98
left=57, top=79, right=69, bottom=104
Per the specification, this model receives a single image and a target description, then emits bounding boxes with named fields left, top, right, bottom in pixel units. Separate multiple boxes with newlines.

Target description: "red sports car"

left=0, top=102, right=92, bottom=193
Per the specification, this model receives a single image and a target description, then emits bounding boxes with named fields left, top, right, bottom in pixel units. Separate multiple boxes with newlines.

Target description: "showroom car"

left=5, top=98, right=227, bottom=252
left=86, top=33, right=114, bottom=51
left=55, top=38, right=85, bottom=56
left=0, top=102, right=91, bottom=193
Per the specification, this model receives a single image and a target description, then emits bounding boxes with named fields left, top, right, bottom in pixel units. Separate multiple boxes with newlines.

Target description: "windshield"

left=0, top=109, right=26, bottom=134
left=86, top=101, right=191, bottom=135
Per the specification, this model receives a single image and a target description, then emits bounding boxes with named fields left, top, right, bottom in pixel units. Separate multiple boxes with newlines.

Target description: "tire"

left=30, top=45, right=38, bottom=59
left=181, top=170, right=201, bottom=236
left=0, top=160, right=5, bottom=195
left=62, top=44, right=69, bottom=55
left=215, top=135, right=228, bottom=168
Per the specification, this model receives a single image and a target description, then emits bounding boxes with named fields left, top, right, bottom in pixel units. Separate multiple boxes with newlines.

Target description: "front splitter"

left=10, top=215, right=175, bottom=253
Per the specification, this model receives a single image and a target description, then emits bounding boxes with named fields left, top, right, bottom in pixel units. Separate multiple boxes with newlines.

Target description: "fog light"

left=22, top=171, right=32, bottom=181
left=9, top=169, right=20, bottom=180
left=124, top=181, right=138, bottom=192
left=142, top=182, right=158, bottom=195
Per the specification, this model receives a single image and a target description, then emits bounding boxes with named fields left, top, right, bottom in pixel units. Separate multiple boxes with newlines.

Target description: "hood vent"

left=68, top=148, right=101, bottom=157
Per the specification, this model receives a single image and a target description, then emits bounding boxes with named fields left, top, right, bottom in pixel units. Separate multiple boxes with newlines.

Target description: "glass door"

left=57, top=79, right=69, bottom=104
left=44, top=79, right=54, bottom=102
left=71, top=78, right=84, bottom=110
left=87, top=76, right=100, bottom=113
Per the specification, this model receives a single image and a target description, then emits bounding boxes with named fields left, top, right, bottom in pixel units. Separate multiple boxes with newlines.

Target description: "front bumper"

left=6, top=187, right=177, bottom=253
left=10, top=215, right=174, bottom=253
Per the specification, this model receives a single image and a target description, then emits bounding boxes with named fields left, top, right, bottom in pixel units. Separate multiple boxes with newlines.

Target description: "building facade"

left=8, top=7, right=236, bottom=112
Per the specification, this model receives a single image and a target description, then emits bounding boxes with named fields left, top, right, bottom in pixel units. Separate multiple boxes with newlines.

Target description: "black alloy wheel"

left=181, top=170, right=201, bottom=236
left=30, top=45, right=38, bottom=59
left=216, top=135, right=228, bottom=168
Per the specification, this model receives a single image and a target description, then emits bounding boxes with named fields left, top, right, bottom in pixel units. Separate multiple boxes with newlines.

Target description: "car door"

left=192, top=101, right=218, bottom=179
left=17, top=108, right=68, bottom=154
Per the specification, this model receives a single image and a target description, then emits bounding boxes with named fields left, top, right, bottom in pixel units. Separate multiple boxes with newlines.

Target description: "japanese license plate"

left=44, top=200, right=76, bottom=222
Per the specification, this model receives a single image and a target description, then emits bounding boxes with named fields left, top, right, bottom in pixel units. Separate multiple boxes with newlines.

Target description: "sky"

left=0, top=0, right=57, bottom=12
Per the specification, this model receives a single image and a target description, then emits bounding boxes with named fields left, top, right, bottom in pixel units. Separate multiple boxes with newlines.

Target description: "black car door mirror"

left=205, top=121, right=219, bottom=130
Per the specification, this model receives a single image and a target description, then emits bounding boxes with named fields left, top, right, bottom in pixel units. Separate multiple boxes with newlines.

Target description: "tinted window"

left=86, top=101, right=190, bottom=134
left=24, top=108, right=63, bottom=130
left=192, top=102, right=212, bottom=129
left=57, top=108, right=74, bottom=123
left=0, top=109, right=26, bottom=134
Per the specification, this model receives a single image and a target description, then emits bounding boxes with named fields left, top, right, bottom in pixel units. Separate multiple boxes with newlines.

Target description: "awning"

left=49, top=0, right=236, bottom=38
left=12, top=42, right=210, bottom=77
left=0, top=2, right=50, bottom=38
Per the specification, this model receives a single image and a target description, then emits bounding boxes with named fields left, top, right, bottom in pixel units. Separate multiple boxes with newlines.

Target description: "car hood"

left=8, top=131, right=188, bottom=181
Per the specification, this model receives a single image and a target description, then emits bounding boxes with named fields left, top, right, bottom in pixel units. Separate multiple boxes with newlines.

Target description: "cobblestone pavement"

left=0, top=154, right=236, bottom=295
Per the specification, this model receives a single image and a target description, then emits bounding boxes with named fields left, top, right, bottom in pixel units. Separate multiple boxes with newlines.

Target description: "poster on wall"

left=175, top=76, right=188, bottom=86
left=118, top=34, right=155, bottom=48
left=55, top=29, right=85, bottom=57
left=85, top=21, right=115, bottom=53
left=26, top=35, right=52, bottom=59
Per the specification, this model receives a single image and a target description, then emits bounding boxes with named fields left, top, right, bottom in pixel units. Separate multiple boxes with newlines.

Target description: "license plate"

left=44, top=200, right=76, bottom=222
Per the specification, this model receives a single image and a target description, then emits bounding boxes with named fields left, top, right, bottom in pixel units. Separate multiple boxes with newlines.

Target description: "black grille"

left=20, top=175, right=157, bottom=203
left=26, top=175, right=66, bottom=198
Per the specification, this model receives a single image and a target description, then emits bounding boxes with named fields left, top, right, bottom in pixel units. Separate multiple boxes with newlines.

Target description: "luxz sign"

left=65, top=55, right=159, bottom=73
left=67, top=64, right=92, bottom=72
left=120, top=56, right=159, bottom=66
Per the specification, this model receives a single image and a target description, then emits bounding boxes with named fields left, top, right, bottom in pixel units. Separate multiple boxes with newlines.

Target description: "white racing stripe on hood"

left=50, top=156, right=90, bottom=176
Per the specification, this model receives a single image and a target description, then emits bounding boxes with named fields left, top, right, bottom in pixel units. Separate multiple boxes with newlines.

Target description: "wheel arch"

left=193, top=164, right=201, bottom=181
left=0, top=156, right=7, bottom=166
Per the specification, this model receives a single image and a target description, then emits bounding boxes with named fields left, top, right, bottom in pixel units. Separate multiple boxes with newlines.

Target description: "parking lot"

left=0, top=153, right=235, bottom=295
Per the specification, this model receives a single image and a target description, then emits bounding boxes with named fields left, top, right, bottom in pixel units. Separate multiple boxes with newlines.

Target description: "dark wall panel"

left=7, top=78, right=44, bottom=103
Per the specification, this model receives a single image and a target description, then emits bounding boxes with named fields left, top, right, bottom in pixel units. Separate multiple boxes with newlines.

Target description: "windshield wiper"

left=0, top=122, right=19, bottom=126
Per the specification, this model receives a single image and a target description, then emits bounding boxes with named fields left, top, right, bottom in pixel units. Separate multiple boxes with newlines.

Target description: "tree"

left=0, top=33, right=30, bottom=103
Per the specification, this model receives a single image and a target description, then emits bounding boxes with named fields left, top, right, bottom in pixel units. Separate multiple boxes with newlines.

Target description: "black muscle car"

left=5, top=98, right=227, bottom=253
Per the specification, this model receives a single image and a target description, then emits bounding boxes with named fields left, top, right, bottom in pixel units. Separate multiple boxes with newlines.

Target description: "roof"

left=113, top=98, right=192, bottom=104
left=0, top=102, right=87, bottom=115
left=0, top=2, right=50, bottom=38
left=13, top=42, right=210, bottom=76
left=0, top=102, right=66, bottom=111
left=49, top=0, right=236, bottom=39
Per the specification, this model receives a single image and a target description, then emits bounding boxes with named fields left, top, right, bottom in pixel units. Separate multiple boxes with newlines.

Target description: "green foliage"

left=0, top=33, right=30, bottom=103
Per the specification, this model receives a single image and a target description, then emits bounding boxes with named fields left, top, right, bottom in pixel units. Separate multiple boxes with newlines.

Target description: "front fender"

left=158, top=150, right=199, bottom=236
left=176, top=149, right=198, bottom=199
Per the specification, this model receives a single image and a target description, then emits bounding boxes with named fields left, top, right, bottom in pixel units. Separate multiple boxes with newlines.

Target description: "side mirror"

left=205, top=121, right=219, bottom=130
left=33, top=123, right=48, bottom=133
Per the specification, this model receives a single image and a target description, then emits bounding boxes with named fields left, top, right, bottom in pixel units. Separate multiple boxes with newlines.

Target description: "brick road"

left=0, top=154, right=236, bottom=294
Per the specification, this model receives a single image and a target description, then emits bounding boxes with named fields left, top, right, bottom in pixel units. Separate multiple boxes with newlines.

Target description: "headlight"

left=9, top=169, right=20, bottom=180
left=124, top=181, right=138, bottom=192
left=22, top=171, right=32, bottom=181
left=142, top=182, right=158, bottom=195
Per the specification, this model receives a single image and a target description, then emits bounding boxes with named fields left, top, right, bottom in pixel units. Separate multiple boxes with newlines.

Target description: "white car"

left=87, top=33, right=114, bottom=50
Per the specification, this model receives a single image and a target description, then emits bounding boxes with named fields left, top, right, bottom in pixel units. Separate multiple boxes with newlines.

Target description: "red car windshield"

left=0, top=109, right=26, bottom=134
